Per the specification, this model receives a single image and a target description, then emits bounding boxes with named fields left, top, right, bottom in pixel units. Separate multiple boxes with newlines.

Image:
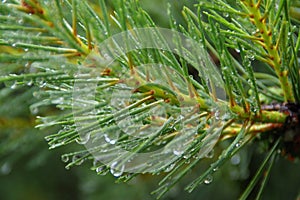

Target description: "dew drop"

left=204, top=175, right=213, bottom=185
left=214, top=109, right=220, bottom=120
left=110, top=161, right=125, bottom=177
left=10, top=82, right=17, bottom=89
left=277, top=149, right=281, bottom=154
left=223, top=12, right=229, bottom=17
left=164, top=163, right=175, bottom=172
left=61, top=155, right=69, bottom=163
left=27, top=79, right=33, bottom=86
left=235, top=140, right=242, bottom=148
left=96, top=166, right=108, bottom=175
left=30, top=106, right=39, bottom=115
left=44, top=136, right=51, bottom=142
left=213, top=167, right=218, bottom=172
left=205, top=149, right=214, bottom=158
left=51, top=97, right=64, bottom=104
left=104, top=134, right=117, bottom=145
left=75, top=133, right=91, bottom=145
left=72, top=155, right=84, bottom=165
left=173, top=149, right=184, bottom=156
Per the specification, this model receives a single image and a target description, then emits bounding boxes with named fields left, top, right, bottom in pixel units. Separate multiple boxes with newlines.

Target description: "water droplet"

left=10, top=82, right=17, bottom=89
left=61, top=155, right=69, bottom=163
left=110, top=161, right=125, bottom=177
left=235, top=140, right=242, bottom=148
left=72, top=155, right=84, bottom=165
left=231, top=154, right=241, bottom=165
left=104, top=134, right=117, bottom=144
left=204, top=175, right=213, bottom=185
left=51, top=97, right=64, bottom=104
left=96, top=166, right=108, bottom=175
left=27, top=79, right=33, bottom=86
left=75, top=133, right=91, bottom=144
left=38, top=81, right=46, bottom=88
left=0, top=162, right=11, bottom=175
left=173, top=149, right=184, bottom=156
left=277, top=149, right=281, bottom=154
left=164, top=163, right=175, bottom=172
left=30, top=106, right=39, bottom=115
left=33, top=91, right=41, bottom=98
left=205, top=149, right=214, bottom=158
left=213, top=167, right=218, bottom=172
left=44, top=136, right=51, bottom=142
left=214, top=109, right=220, bottom=120
left=183, top=154, right=190, bottom=159
left=223, top=12, right=229, bottom=17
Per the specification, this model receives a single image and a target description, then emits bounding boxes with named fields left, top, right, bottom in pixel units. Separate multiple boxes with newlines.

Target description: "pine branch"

left=1, top=0, right=300, bottom=199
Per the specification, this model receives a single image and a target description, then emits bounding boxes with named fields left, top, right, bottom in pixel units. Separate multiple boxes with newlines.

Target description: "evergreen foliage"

left=1, top=0, right=300, bottom=199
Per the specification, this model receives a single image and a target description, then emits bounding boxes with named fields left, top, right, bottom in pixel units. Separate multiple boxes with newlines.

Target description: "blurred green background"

left=1, top=0, right=300, bottom=200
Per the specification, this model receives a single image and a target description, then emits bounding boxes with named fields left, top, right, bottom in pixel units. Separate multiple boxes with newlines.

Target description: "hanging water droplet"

left=96, top=166, right=108, bottom=175
left=27, top=79, right=33, bottom=86
left=30, top=106, right=39, bottom=115
left=44, top=136, right=51, bottom=142
left=72, top=155, right=84, bottom=165
left=75, top=133, right=91, bottom=145
left=205, top=149, right=214, bottom=158
left=214, top=109, right=220, bottom=120
left=93, top=159, right=98, bottom=167
left=110, top=161, right=125, bottom=177
left=223, top=12, right=229, bottom=17
left=164, top=163, right=175, bottom=172
left=104, top=134, right=117, bottom=145
left=10, top=82, right=17, bottom=89
left=204, top=175, right=213, bottom=185
left=39, top=81, right=46, bottom=88
left=61, top=155, right=69, bottom=163
left=183, top=154, right=190, bottom=159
